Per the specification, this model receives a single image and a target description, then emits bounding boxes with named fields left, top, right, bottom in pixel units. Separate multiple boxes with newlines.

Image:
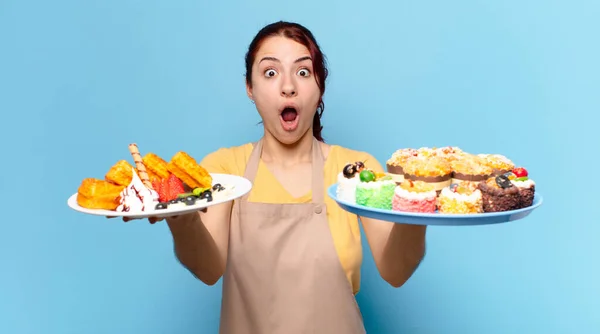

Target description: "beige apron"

left=219, top=138, right=366, bottom=334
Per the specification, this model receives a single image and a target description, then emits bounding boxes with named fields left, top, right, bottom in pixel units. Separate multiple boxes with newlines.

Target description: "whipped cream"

left=336, top=172, right=360, bottom=203
left=117, top=168, right=160, bottom=212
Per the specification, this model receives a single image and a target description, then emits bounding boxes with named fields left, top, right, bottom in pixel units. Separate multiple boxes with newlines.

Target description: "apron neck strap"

left=243, top=137, right=325, bottom=203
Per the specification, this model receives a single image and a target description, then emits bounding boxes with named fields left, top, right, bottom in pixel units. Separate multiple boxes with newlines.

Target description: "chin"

left=272, top=127, right=312, bottom=146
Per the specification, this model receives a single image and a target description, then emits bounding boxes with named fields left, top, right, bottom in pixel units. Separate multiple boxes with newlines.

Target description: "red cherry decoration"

left=512, top=167, right=528, bottom=178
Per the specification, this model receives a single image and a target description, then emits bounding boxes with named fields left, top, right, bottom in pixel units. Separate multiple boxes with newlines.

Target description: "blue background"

left=1, top=0, right=598, bottom=333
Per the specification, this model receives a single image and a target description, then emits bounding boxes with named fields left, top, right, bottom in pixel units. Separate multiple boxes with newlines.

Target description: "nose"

left=280, top=75, right=297, bottom=97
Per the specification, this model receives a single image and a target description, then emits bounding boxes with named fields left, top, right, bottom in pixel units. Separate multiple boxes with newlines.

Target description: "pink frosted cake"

left=392, top=180, right=437, bottom=213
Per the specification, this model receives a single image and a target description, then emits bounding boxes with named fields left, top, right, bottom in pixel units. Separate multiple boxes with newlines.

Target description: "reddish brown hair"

left=245, top=21, right=329, bottom=142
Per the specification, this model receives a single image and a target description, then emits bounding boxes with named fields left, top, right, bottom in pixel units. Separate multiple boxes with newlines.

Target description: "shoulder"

left=326, top=144, right=384, bottom=173
left=199, top=142, right=254, bottom=176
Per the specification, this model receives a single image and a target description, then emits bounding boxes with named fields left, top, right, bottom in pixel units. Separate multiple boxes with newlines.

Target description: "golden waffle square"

left=167, top=151, right=212, bottom=189
left=105, top=160, right=134, bottom=186
left=143, top=153, right=170, bottom=180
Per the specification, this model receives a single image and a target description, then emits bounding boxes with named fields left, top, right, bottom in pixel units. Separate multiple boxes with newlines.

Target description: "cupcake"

left=437, top=182, right=483, bottom=214
left=434, top=146, right=465, bottom=162
left=477, top=154, right=515, bottom=176
left=507, top=167, right=536, bottom=208
left=477, top=174, right=521, bottom=212
left=355, top=169, right=396, bottom=210
left=450, top=155, right=493, bottom=187
left=386, top=148, right=418, bottom=184
left=402, top=156, right=453, bottom=192
left=392, top=180, right=437, bottom=213
left=336, top=162, right=364, bottom=203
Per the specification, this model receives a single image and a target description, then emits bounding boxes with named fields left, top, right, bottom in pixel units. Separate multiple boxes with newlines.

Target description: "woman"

left=144, top=21, right=426, bottom=333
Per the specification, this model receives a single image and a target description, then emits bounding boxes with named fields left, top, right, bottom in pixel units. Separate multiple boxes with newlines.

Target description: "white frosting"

left=394, top=186, right=437, bottom=200
left=336, top=172, right=359, bottom=203
left=511, top=179, right=535, bottom=188
left=439, top=187, right=482, bottom=201
left=117, top=168, right=160, bottom=212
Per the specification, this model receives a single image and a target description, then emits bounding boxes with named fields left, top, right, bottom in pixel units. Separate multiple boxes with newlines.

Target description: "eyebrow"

left=259, top=56, right=312, bottom=64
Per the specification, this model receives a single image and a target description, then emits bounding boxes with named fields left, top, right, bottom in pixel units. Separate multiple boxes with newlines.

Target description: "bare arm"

left=361, top=217, right=427, bottom=288
left=165, top=201, right=232, bottom=285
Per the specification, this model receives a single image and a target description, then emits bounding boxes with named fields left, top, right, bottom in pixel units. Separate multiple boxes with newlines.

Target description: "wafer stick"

left=128, top=143, right=154, bottom=190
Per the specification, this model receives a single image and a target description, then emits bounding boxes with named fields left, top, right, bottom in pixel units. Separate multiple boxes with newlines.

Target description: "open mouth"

left=279, top=106, right=299, bottom=131
left=280, top=107, right=298, bottom=122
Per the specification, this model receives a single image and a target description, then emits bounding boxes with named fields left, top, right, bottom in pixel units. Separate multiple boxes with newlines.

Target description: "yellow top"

left=200, top=142, right=384, bottom=294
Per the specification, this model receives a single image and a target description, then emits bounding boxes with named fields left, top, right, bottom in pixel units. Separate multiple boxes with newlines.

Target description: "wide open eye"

left=297, top=68, right=310, bottom=77
left=264, top=69, right=278, bottom=77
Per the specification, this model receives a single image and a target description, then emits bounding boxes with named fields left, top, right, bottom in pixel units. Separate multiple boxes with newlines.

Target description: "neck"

left=261, top=129, right=314, bottom=166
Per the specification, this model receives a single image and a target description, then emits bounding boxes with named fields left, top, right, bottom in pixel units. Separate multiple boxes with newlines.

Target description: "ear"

left=246, top=79, right=253, bottom=101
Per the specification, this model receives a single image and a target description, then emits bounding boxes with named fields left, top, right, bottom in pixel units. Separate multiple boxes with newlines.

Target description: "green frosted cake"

left=355, top=169, right=396, bottom=210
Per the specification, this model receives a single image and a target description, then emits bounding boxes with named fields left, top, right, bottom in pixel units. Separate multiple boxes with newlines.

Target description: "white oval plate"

left=67, top=173, right=252, bottom=219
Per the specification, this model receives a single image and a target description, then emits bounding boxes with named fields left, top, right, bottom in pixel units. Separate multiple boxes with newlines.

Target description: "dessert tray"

left=67, top=143, right=252, bottom=219
left=329, top=146, right=544, bottom=226
left=68, top=173, right=252, bottom=219
left=328, top=184, right=543, bottom=226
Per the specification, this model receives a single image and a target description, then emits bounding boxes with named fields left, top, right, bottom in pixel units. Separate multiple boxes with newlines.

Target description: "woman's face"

left=247, top=36, right=321, bottom=145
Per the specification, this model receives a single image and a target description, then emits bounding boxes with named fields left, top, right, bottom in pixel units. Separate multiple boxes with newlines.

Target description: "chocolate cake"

left=477, top=175, right=521, bottom=212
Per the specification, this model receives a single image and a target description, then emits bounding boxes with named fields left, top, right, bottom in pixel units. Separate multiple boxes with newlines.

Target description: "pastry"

left=336, top=161, right=365, bottom=204
left=450, top=154, right=493, bottom=187
left=477, top=154, right=515, bottom=176
left=402, top=155, right=453, bottom=192
left=355, top=169, right=396, bottom=210
left=392, top=179, right=437, bottom=213
left=386, top=148, right=418, bottom=184
left=77, top=178, right=126, bottom=210
left=437, top=182, right=483, bottom=214
left=105, top=160, right=135, bottom=187
left=143, top=152, right=170, bottom=181
left=167, top=151, right=213, bottom=189
left=477, top=175, right=521, bottom=212
left=507, top=167, right=536, bottom=208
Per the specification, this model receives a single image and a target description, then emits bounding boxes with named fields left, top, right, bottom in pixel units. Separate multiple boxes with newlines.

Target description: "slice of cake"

left=506, top=167, right=536, bottom=208
left=355, top=169, right=396, bottom=210
left=437, top=182, right=483, bottom=214
left=477, top=174, right=521, bottom=212
left=392, top=179, right=437, bottom=213
left=336, top=162, right=364, bottom=203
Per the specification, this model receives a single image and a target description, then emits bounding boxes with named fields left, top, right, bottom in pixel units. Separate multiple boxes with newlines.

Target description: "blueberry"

left=184, top=196, right=197, bottom=205
left=169, top=199, right=179, bottom=204
left=155, top=202, right=168, bottom=210
left=200, top=191, right=212, bottom=200
left=212, top=183, right=222, bottom=191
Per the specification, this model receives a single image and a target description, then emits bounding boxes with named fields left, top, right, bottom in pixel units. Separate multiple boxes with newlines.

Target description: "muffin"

left=450, top=154, right=494, bottom=187
left=437, top=181, right=483, bottom=214
left=477, top=175, right=521, bottom=212
left=386, top=148, right=418, bottom=184
left=402, top=156, right=453, bottom=192
left=392, top=180, right=437, bottom=213
left=477, top=154, right=515, bottom=176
